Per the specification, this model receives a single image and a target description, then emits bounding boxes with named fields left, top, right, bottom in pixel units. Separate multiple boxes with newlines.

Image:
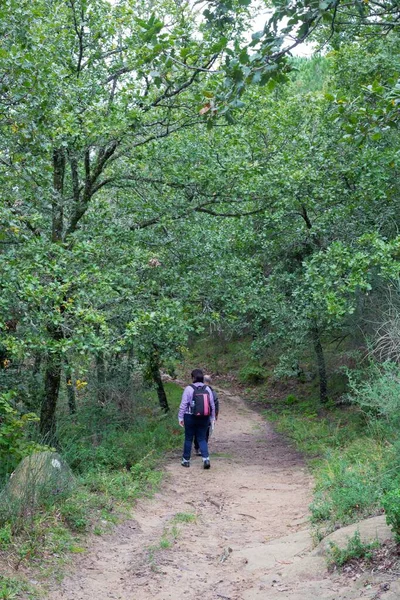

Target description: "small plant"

left=59, top=495, right=89, bottom=532
left=159, top=536, right=172, bottom=549
left=347, top=361, right=400, bottom=423
left=158, top=523, right=179, bottom=550
left=147, top=511, right=196, bottom=564
left=0, top=524, right=12, bottom=550
left=172, top=512, right=196, bottom=524
left=239, top=365, right=266, bottom=385
left=326, top=530, right=379, bottom=569
left=0, top=576, right=33, bottom=600
left=0, top=577, right=19, bottom=600
left=285, top=394, right=298, bottom=405
left=382, top=487, right=400, bottom=542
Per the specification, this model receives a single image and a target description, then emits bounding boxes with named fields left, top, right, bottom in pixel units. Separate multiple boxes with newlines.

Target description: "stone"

left=313, top=515, right=393, bottom=557
left=1, top=451, right=74, bottom=514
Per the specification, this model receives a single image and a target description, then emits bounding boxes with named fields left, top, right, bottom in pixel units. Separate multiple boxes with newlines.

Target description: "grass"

left=264, top=398, right=395, bottom=536
left=0, top=575, right=38, bottom=600
left=147, top=511, right=197, bottom=567
left=172, top=512, right=197, bottom=524
left=263, top=396, right=396, bottom=536
left=266, top=399, right=366, bottom=456
left=326, top=530, right=380, bottom=569
left=0, top=576, right=25, bottom=600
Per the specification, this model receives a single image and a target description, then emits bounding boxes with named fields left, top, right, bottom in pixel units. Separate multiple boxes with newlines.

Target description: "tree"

left=132, top=41, right=400, bottom=401
left=0, top=0, right=250, bottom=436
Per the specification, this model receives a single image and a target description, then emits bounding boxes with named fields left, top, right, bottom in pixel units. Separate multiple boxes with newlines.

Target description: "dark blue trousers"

left=183, top=414, right=210, bottom=460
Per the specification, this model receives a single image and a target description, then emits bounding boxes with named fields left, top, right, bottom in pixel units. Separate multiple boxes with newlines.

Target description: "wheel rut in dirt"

left=46, top=389, right=313, bottom=600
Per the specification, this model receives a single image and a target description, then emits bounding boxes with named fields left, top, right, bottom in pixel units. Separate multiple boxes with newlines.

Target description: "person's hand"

left=179, top=420, right=184, bottom=427
left=211, top=420, right=215, bottom=432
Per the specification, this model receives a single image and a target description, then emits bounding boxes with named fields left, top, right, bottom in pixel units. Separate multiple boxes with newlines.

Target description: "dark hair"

left=191, top=368, right=204, bottom=383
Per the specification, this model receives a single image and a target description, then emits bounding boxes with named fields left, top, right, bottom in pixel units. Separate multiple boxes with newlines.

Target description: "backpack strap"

left=191, top=384, right=207, bottom=392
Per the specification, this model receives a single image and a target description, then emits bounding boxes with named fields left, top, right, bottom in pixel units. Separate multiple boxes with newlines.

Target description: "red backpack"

left=190, top=385, right=211, bottom=417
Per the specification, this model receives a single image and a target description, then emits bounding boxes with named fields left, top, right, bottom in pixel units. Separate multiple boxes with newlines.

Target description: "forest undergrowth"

left=182, top=336, right=400, bottom=546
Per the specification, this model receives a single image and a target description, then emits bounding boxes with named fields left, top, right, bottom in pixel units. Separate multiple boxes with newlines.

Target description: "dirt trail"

left=47, top=391, right=400, bottom=600
left=46, top=389, right=400, bottom=600
left=46, top=389, right=314, bottom=600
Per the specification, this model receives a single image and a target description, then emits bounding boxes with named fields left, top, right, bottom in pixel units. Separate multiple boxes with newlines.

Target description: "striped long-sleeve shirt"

left=178, top=382, right=215, bottom=423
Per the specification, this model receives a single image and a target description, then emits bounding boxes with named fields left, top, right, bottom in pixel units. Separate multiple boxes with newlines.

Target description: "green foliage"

left=382, top=488, right=400, bottom=542
left=57, top=384, right=182, bottom=473
left=1, top=0, right=400, bottom=590
left=58, top=494, right=89, bottom=532
left=0, top=391, right=48, bottom=479
left=270, top=395, right=391, bottom=530
left=181, top=336, right=252, bottom=379
left=326, top=530, right=379, bottom=569
left=0, top=523, right=12, bottom=550
left=347, top=362, right=400, bottom=423
left=238, top=364, right=267, bottom=384
left=270, top=397, right=363, bottom=454
left=310, top=449, right=385, bottom=526
left=0, top=383, right=182, bottom=587
left=81, top=467, right=161, bottom=505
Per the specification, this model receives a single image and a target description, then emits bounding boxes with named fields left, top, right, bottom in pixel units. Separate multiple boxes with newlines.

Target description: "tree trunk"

left=149, top=351, right=169, bottom=413
left=52, top=148, right=65, bottom=242
left=40, top=350, right=62, bottom=440
left=39, top=147, right=66, bottom=439
left=96, top=351, right=106, bottom=405
left=311, top=325, right=328, bottom=403
left=64, top=359, right=76, bottom=414
left=27, top=353, right=43, bottom=411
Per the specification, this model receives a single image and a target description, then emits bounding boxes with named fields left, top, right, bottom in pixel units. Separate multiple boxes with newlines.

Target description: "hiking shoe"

left=195, top=449, right=202, bottom=456
left=203, top=459, right=211, bottom=470
left=181, top=458, right=190, bottom=468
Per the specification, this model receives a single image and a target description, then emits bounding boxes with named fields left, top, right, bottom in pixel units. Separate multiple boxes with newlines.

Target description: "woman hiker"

left=178, top=368, right=215, bottom=469
left=194, top=374, right=219, bottom=455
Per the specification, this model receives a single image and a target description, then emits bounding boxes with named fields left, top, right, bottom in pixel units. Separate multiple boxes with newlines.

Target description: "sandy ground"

left=44, top=389, right=399, bottom=600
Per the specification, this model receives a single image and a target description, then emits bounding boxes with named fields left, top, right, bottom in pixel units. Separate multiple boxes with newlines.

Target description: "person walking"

left=178, top=368, right=215, bottom=469
left=194, top=374, right=219, bottom=456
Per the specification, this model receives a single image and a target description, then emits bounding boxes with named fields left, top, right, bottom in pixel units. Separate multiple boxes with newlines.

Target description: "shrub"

left=285, top=394, right=298, bottom=405
left=0, top=524, right=12, bottom=550
left=239, top=365, right=267, bottom=384
left=382, top=488, right=400, bottom=542
left=347, top=361, right=400, bottom=423
left=326, top=530, right=379, bottom=569
left=57, top=384, right=182, bottom=475
left=310, top=441, right=388, bottom=527
left=0, top=391, right=48, bottom=479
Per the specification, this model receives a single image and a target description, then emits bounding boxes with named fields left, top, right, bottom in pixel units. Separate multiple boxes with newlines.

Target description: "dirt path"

left=46, top=389, right=316, bottom=600
left=45, top=389, right=400, bottom=599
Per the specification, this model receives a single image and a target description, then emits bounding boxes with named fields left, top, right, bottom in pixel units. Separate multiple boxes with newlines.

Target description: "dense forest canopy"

left=0, top=0, right=399, bottom=448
